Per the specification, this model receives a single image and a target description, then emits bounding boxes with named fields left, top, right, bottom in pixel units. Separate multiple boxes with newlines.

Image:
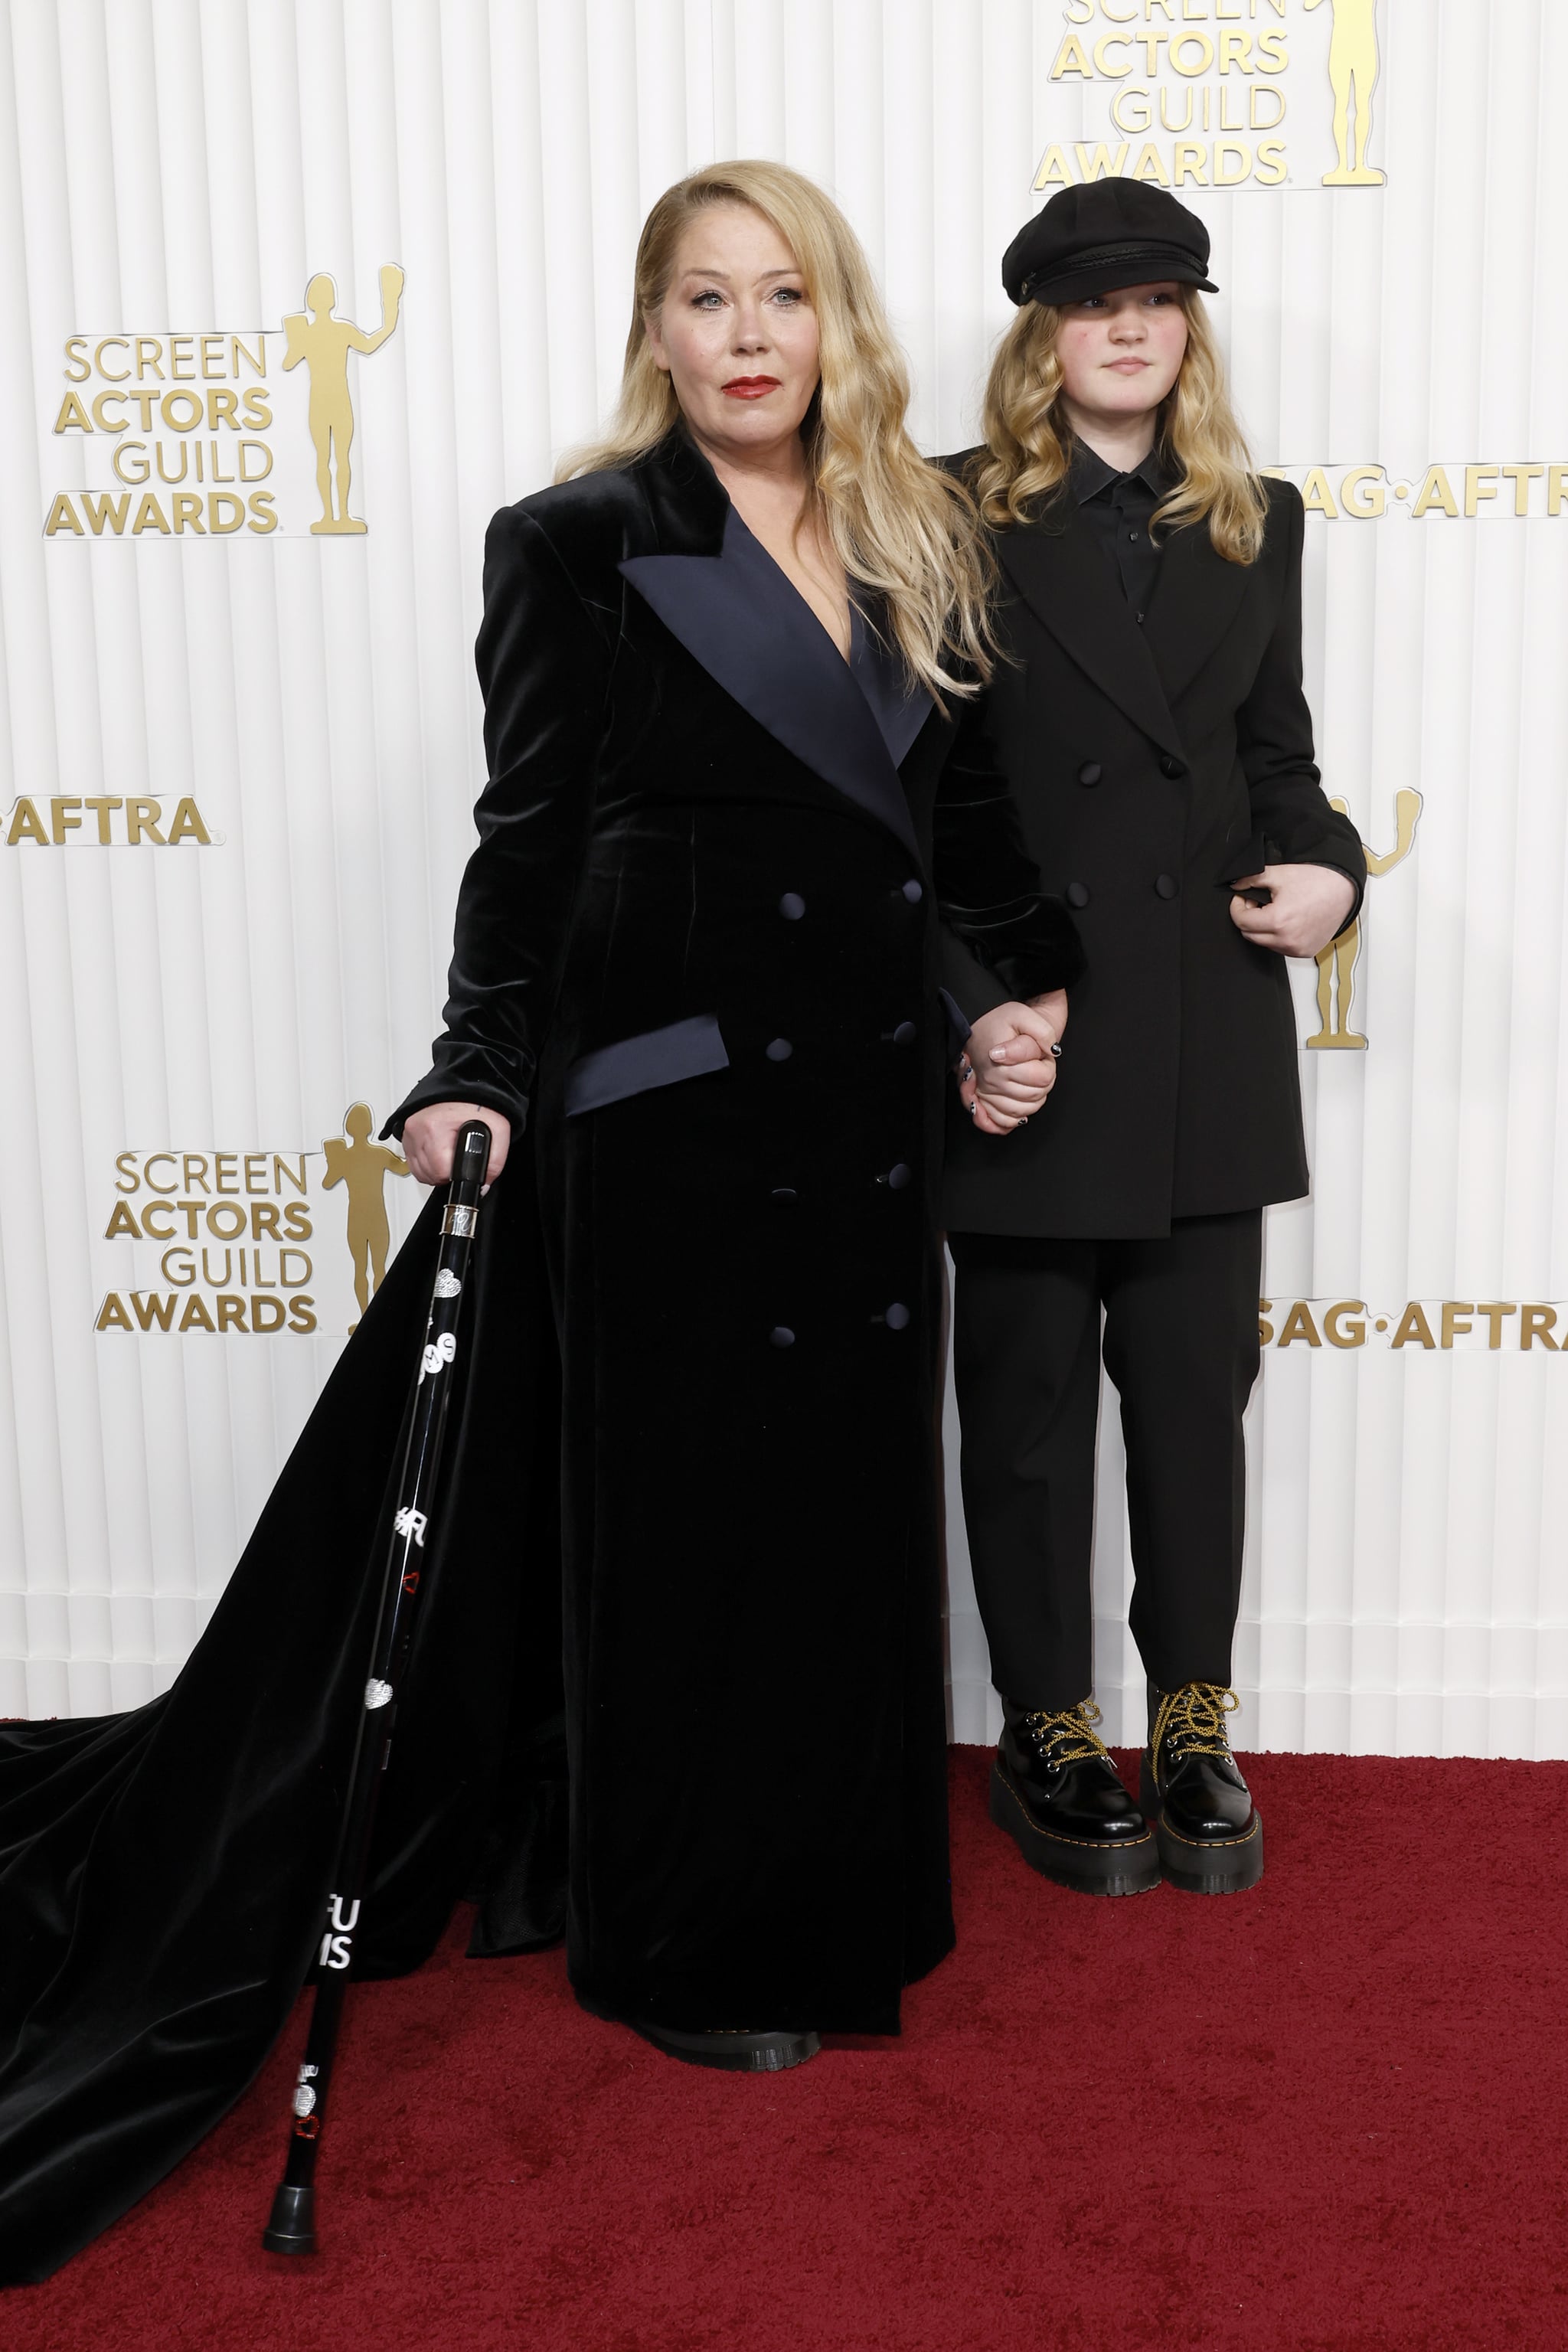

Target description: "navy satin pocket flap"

left=564, top=1015, right=730, bottom=1117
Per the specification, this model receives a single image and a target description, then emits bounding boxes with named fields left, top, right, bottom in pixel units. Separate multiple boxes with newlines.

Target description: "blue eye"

left=691, top=289, right=724, bottom=308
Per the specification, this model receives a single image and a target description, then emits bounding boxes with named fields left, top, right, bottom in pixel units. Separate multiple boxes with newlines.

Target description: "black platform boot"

left=989, top=1698, right=1161, bottom=1896
left=1139, top=1682, right=1264, bottom=1893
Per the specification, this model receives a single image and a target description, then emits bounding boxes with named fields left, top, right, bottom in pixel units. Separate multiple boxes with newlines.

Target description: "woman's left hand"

left=1230, top=864, right=1357, bottom=956
left=957, top=993, right=1067, bottom=1136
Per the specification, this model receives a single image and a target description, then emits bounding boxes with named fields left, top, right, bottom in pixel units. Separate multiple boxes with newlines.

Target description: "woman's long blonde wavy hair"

left=971, top=286, right=1268, bottom=564
left=559, top=161, right=992, bottom=698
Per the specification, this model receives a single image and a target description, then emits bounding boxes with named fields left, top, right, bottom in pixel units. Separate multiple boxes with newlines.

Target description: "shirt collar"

left=1069, top=439, right=1168, bottom=502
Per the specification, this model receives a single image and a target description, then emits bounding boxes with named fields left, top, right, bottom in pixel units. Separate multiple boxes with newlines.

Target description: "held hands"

left=1230, top=864, right=1357, bottom=958
left=956, top=991, right=1068, bottom=1136
left=401, top=1102, right=511, bottom=1187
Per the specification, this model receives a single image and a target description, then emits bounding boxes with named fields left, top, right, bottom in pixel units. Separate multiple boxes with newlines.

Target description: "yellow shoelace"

left=1152, top=1681, right=1240, bottom=1769
left=1018, top=1698, right=1112, bottom=1767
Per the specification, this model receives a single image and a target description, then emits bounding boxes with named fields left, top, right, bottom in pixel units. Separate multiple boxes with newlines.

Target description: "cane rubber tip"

left=454, top=1120, right=492, bottom=1185
left=263, top=2182, right=318, bottom=2256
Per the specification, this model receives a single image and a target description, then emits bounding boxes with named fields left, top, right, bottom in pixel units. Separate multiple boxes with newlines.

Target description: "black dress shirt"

left=1070, top=441, right=1166, bottom=622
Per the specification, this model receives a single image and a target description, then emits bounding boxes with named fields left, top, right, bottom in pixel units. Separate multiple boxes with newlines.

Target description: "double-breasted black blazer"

left=942, top=470, right=1364, bottom=1240
left=387, top=432, right=1080, bottom=2038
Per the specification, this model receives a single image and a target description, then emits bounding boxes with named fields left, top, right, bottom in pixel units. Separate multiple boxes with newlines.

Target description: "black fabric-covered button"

left=886, top=1163, right=912, bottom=1190
left=771, top=1186, right=797, bottom=1204
left=893, top=1021, right=917, bottom=1045
left=779, top=892, right=805, bottom=920
left=1077, top=762, right=1102, bottom=786
left=1155, top=873, right=1179, bottom=900
left=1160, top=754, right=1184, bottom=779
left=765, top=1037, right=793, bottom=1061
left=769, top=1326, right=795, bottom=1348
left=885, top=1303, right=911, bottom=1331
left=902, top=878, right=923, bottom=903
left=1065, top=881, right=1090, bottom=910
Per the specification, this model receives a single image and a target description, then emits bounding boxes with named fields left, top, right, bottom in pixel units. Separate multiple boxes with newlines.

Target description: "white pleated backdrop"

left=2, top=0, right=1565, bottom=1756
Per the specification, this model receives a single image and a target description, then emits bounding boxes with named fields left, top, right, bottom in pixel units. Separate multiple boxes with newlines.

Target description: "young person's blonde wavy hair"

left=970, top=286, right=1268, bottom=564
left=558, top=160, right=992, bottom=698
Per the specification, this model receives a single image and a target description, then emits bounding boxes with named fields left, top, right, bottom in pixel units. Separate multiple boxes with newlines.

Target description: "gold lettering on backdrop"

left=1034, top=0, right=1380, bottom=190
left=1259, top=1299, right=1567, bottom=1354
left=1266, top=464, right=1568, bottom=521
left=1307, top=788, right=1422, bottom=1050
left=3, top=795, right=216, bottom=851
left=322, top=1105, right=409, bottom=1329
left=44, top=270, right=401, bottom=538
left=282, top=267, right=404, bottom=534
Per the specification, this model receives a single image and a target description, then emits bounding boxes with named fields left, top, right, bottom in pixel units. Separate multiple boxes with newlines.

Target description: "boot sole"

left=577, top=1994, right=820, bottom=2072
left=1138, top=1756, right=1265, bottom=1894
left=989, top=1756, right=1162, bottom=1896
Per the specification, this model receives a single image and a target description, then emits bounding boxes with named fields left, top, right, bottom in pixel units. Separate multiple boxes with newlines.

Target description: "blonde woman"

left=394, top=158, right=1091, bottom=2069
left=945, top=181, right=1363, bottom=1900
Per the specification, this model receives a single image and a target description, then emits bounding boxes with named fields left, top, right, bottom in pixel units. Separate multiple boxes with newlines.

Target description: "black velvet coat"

left=942, top=472, right=1364, bottom=1240
left=0, top=433, right=1078, bottom=2282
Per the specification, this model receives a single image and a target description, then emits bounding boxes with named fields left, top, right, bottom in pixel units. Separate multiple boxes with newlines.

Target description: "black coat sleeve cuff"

left=381, top=1057, right=532, bottom=1143
left=975, top=893, right=1087, bottom=1000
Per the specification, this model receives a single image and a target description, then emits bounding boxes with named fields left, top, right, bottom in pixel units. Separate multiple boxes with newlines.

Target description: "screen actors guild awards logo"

left=1033, top=0, right=1388, bottom=192
left=1305, top=0, right=1383, bottom=185
left=46, top=263, right=405, bottom=539
left=1307, top=787, right=1421, bottom=1050
left=283, top=266, right=405, bottom=534
left=322, top=1104, right=408, bottom=1328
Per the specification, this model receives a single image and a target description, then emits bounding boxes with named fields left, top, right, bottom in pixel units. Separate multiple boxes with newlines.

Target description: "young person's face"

left=1054, top=282, right=1188, bottom=426
left=645, top=204, right=821, bottom=465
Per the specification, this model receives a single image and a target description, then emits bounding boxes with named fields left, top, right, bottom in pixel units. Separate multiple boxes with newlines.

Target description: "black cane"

left=262, top=1118, right=492, bottom=2255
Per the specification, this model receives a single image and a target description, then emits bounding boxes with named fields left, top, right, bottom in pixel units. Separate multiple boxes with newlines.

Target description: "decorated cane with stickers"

left=263, top=1118, right=492, bottom=2256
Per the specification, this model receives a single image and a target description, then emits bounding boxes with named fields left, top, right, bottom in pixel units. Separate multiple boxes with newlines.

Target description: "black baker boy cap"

left=1002, top=178, right=1217, bottom=308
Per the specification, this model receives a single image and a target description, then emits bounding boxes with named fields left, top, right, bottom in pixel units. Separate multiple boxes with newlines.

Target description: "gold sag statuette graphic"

left=1307, top=788, right=1422, bottom=1050
left=1305, top=0, right=1383, bottom=185
left=283, top=267, right=404, bottom=534
left=322, top=1104, right=408, bottom=1328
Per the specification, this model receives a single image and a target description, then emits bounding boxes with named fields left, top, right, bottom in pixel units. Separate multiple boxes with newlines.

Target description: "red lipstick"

left=722, top=375, right=781, bottom=399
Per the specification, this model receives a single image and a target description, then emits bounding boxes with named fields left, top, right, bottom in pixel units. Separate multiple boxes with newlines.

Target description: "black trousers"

left=948, top=1211, right=1263, bottom=1710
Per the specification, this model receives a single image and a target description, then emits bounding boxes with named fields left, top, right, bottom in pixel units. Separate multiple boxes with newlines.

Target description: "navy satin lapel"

left=619, top=511, right=923, bottom=861
left=851, top=605, right=933, bottom=769
left=996, top=508, right=1184, bottom=762
left=1142, top=519, right=1253, bottom=707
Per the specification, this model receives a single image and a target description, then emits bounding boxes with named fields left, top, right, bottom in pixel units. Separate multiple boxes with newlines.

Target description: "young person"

left=0, top=162, right=1076, bottom=2280
left=947, top=178, right=1363, bottom=1898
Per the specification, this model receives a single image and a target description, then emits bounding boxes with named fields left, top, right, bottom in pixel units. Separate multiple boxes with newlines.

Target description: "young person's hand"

left=1229, top=865, right=1357, bottom=957
left=401, top=1102, right=511, bottom=1186
left=957, top=994, right=1067, bottom=1135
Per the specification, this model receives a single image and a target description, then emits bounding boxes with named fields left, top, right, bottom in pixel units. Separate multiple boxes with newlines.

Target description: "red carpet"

left=8, top=1749, right=1566, bottom=2351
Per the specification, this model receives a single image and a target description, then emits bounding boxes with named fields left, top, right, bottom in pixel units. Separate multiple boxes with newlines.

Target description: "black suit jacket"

left=943, top=470, right=1364, bottom=1240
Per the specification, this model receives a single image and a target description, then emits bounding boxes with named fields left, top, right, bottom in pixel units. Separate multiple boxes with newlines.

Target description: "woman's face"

left=1054, top=283, right=1188, bottom=426
left=645, top=204, right=822, bottom=463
